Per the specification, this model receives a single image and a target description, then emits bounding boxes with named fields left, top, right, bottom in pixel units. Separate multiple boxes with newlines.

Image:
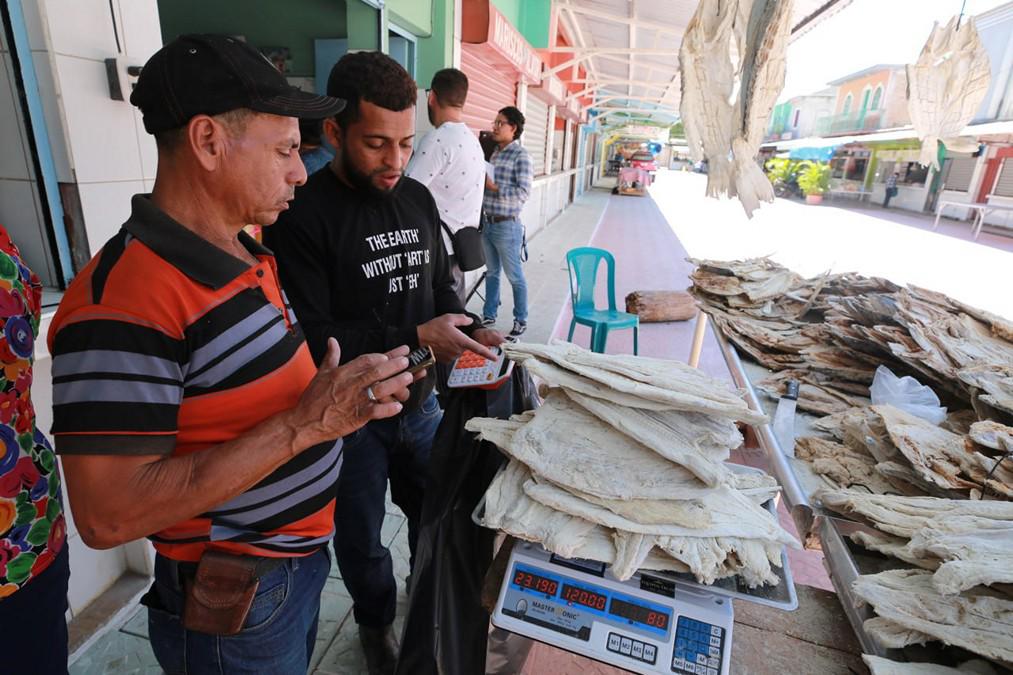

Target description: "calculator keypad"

left=671, top=616, right=725, bottom=675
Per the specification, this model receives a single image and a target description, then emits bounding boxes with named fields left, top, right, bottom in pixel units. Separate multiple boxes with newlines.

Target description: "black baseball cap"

left=131, top=34, right=345, bottom=134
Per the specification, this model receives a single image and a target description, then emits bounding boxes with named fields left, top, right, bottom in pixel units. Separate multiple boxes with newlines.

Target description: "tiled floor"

left=69, top=495, right=408, bottom=675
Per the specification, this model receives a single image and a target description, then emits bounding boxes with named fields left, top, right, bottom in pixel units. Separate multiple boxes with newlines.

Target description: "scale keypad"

left=448, top=350, right=502, bottom=386
left=606, top=632, right=657, bottom=665
left=671, top=616, right=725, bottom=674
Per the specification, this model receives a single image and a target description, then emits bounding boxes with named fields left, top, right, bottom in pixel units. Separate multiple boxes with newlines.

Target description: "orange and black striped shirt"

left=48, top=195, right=340, bottom=562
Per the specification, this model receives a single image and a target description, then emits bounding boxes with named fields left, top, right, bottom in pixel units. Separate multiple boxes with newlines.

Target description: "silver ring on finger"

left=366, top=385, right=377, bottom=402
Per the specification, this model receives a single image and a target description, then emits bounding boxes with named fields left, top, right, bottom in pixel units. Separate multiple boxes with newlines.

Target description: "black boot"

left=359, top=624, right=399, bottom=675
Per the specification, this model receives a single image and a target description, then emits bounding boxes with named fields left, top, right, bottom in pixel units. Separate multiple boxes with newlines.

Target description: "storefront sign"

left=462, top=0, right=541, bottom=84
left=490, top=10, right=541, bottom=83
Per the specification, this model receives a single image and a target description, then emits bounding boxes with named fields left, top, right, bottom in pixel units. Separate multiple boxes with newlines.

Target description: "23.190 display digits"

left=513, top=570, right=558, bottom=595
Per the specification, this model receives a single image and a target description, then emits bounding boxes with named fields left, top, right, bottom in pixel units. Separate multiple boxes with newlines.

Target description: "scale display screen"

left=512, top=569, right=559, bottom=595
left=561, top=583, right=608, bottom=611
left=610, top=597, right=670, bottom=631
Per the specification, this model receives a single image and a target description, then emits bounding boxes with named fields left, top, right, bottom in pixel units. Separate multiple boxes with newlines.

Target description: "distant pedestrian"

left=883, top=172, right=899, bottom=208
left=405, top=68, right=485, bottom=304
left=482, top=106, right=533, bottom=340
left=298, top=118, right=334, bottom=176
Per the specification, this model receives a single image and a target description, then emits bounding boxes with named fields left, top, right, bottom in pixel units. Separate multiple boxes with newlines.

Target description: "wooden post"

left=688, top=312, right=709, bottom=368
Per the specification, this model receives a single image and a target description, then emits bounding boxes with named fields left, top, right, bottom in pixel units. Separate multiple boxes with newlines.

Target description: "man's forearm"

left=64, top=408, right=318, bottom=549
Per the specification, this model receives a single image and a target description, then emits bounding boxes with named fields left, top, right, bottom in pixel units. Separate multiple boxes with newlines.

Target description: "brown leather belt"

left=488, top=215, right=515, bottom=223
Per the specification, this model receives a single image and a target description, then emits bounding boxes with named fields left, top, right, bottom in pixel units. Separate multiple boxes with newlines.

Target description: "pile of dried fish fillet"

left=816, top=489, right=1013, bottom=669
left=817, top=490, right=1013, bottom=595
left=863, top=655, right=999, bottom=675
left=797, top=406, right=1012, bottom=499
left=466, top=340, right=799, bottom=587
left=689, top=257, right=1013, bottom=423
left=853, top=569, right=1013, bottom=666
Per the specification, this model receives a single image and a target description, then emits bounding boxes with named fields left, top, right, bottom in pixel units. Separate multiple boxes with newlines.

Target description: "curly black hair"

left=499, top=106, right=525, bottom=140
left=326, top=51, right=417, bottom=130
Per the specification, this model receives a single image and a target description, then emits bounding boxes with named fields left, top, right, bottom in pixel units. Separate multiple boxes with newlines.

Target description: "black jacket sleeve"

left=267, top=215, right=419, bottom=365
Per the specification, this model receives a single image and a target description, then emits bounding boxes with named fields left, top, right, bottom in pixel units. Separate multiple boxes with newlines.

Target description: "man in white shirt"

left=405, top=69, right=485, bottom=302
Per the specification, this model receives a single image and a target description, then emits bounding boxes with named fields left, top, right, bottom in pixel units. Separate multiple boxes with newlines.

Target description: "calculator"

left=447, top=347, right=513, bottom=389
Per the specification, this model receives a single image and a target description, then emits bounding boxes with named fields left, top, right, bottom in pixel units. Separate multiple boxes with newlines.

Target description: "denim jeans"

left=482, top=218, right=528, bottom=323
left=146, top=547, right=330, bottom=675
left=333, top=392, right=442, bottom=627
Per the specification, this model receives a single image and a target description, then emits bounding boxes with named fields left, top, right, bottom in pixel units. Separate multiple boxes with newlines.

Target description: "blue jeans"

left=333, top=392, right=442, bottom=627
left=146, top=547, right=330, bottom=675
left=482, top=218, right=528, bottom=323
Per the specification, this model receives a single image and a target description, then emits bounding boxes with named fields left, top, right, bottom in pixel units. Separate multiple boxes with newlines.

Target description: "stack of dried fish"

left=814, top=490, right=1013, bottom=668
left=467, top=340, right=800, bottom=587
left=818, top=490, right=1013, bottom=595
left=689, top=257, right=1013, bottom=423
left=797, top=406, right=1012, bottom=499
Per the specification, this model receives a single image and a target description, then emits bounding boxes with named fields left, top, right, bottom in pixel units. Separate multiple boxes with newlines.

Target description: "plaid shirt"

left=886, top=174, right=898, bottom=189
left=483, top=140, right=533, bottom=220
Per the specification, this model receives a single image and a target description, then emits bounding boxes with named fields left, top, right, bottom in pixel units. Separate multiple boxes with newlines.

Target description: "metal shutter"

left=459, top=48, right=517, bottom=137
left=995, top=159, right=1013, bottom=198
left=524, top=95, right=549, bottom=176
left=941, top=157, right=976, bottom=192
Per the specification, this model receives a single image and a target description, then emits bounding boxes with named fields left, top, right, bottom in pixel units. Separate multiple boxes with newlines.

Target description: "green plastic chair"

left=565, top=247, right=639, bottom=354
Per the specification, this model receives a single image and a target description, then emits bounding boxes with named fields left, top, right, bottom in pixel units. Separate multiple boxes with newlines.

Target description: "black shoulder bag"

left=440, top=220, right=486, bottom=272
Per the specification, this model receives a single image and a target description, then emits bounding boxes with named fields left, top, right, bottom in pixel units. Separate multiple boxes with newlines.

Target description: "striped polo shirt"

left=48, top=195, right=341, bottom=562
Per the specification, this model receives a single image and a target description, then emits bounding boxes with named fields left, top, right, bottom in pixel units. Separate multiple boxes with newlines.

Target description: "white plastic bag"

left=869, top=366, right=947, bottom=425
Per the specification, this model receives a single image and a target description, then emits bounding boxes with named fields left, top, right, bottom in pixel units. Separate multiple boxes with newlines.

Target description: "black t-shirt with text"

left=266, top=168, right=477, bottom=412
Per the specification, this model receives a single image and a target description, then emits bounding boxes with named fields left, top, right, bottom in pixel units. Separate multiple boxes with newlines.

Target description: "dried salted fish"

left=853, top=569, right=1013, bottom=663
left=794, top=437, right=895, bottom=493
left=863, top=655, right=998, bottom=675
left=906, top=17, right=991, bottom=171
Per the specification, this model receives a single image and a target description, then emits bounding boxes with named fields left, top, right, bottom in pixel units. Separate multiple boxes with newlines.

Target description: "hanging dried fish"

left=680, top=0, right=793, bottom=217
left=906, top=17, right=991, bottom=171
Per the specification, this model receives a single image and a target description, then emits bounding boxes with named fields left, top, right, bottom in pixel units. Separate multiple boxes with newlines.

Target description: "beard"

left=339, top=151, right=402, bottom=201
left=427, top=102, right=436, bottom=127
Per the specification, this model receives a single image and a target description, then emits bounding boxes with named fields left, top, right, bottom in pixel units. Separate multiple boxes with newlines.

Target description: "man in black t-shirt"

left=266, top=52, right=502, bottom=675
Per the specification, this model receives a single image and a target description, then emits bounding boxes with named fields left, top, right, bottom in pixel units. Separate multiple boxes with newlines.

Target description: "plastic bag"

left=869, top=366, right=947, bottom=425
left=396, top=366, right=539, bottom=675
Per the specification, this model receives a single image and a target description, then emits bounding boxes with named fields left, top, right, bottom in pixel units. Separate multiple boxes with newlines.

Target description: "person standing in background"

left=481, top=106, right=533, bottom=341
left=0, top=225, right=69, bottom=675
left=299, top=117, right=335, bottom=176
left=883, top=171, right=899, bottom=208
left=404, top=68, right=485, bottom=304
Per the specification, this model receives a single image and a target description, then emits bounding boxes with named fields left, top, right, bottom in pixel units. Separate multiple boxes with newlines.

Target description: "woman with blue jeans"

left=482, top=107, right=534, bottom=340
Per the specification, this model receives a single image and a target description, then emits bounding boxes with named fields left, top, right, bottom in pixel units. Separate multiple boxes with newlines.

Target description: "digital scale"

left=482, top=481, right=798, bottom=674
left=448, top=346, right=514, bottom=389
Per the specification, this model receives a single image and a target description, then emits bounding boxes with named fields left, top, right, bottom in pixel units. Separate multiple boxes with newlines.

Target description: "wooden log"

left=626, top=290, right=699, bottom=322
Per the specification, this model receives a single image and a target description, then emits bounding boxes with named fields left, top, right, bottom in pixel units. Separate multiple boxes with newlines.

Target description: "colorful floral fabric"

left=0, top=225, right=64, bottom=599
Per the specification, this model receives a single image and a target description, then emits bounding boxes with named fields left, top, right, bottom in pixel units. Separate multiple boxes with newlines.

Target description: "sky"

left=781, top=0, right=1012, bottom=100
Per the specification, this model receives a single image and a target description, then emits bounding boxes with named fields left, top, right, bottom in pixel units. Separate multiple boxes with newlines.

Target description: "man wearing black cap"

left=47, top=35, right=419, bottom=674
left=265, top=52, right=503, bottom=674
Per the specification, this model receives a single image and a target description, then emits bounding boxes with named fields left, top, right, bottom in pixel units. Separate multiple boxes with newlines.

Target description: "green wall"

left=346, top=0, right=381, bottom=51
left=491, top=0, right=551, bottom=48
left=415, top=0, right=453, bottom=86
left=157, top=0, right=347, bottom=78
left=388, top=0, right=432, bottom=36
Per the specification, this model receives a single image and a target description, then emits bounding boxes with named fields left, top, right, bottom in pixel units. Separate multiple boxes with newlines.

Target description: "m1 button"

left=607, top=633, right=621, bottom=652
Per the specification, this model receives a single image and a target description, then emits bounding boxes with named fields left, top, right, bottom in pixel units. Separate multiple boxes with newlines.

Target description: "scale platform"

left=483, top=479, right=797, bottom=674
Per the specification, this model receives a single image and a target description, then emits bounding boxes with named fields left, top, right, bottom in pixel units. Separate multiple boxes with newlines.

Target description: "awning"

left=788, top=145, right=838, bottom=161
left=765, top=120, right=1013, bottom=157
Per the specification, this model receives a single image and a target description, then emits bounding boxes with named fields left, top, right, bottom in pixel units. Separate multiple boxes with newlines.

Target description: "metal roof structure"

left=555, top=0, right=853, bottom=130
